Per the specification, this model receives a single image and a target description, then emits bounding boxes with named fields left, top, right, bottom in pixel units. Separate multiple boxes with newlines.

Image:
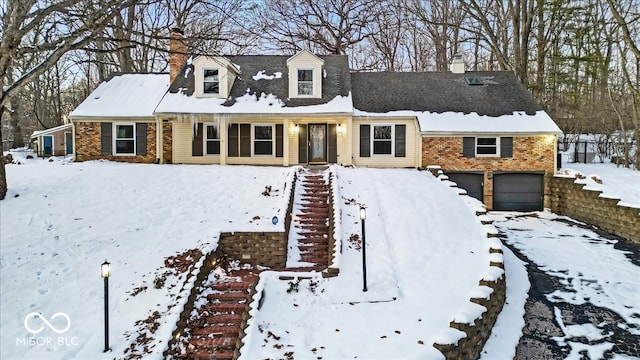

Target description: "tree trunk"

left=0, top=106, right=8, bottom=200
left=9, top=95, right=24, bottom=148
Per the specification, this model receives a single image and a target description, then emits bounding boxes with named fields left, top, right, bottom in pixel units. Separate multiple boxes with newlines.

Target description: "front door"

left=309, top=124, right=327, bottom=163
left=43, top=136, right=53, bottom=156
left=65, top=132, right=73, bottom=155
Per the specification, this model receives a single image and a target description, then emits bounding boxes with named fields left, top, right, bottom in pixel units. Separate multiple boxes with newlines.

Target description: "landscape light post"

left=101, top=260, right=111, bottom=353
left=360, top=206, right=367, bottom=292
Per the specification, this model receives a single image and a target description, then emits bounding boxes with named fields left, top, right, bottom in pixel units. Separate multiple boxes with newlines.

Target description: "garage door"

left=446, top=172, right=484, bottom=202
left=493, top=173, right=543, bottom=211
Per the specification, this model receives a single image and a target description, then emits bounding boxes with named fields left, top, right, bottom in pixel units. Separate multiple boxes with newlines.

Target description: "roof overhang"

left=30, top=123, right=73, bottom=139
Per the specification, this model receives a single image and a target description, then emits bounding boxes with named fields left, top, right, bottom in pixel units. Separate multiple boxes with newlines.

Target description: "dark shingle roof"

left=351, top=71, right=542, bottom=116
left=167, top=55, right=351, bottom=107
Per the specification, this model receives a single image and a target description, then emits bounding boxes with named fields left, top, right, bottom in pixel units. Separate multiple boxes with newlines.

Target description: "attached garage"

left=445, top=172, right=484, bottom=202
left=493, top=173, right=544, bottom=211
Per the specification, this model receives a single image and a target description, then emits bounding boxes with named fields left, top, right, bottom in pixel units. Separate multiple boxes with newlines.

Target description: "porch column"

left=156, top=117, right=163, bottom=163
left=220, top=117, right=227, bottom=165
left=283, top=118, right=290, bottom=166
left=345, top=116, right=353, bottom=165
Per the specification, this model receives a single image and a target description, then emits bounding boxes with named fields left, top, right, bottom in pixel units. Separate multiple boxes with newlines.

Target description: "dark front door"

left=309, top=124, right=327, bottom=163
left=43, top=136, right=53, bottom=156
left=65, top=132, right=73, bottom=154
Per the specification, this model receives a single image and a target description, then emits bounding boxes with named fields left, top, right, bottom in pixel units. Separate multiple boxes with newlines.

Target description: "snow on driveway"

left=488, top=211, right=640, bottom=359
left=240, top=167, right=498, bottom=360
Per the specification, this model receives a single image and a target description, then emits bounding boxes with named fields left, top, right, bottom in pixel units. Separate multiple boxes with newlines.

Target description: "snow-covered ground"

left=1, top=151, right=291, bottom=360
left=240, top=167, right=498, bottom=359
left=559, top=162, right=640, bottom=207
left=489, top=211, right=640, bottom=359
left=2, top=153, right=499, bottom=360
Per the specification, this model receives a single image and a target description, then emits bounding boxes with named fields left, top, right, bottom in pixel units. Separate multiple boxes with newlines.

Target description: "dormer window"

left=297, top=69, right=313, bottom=96
left=203, top=68, right=219, bottom=94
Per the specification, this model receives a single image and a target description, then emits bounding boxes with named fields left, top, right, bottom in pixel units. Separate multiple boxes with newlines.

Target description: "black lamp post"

left=101, top=260, right=111, bottom=353
left=360, top=206, right=367, bottom=292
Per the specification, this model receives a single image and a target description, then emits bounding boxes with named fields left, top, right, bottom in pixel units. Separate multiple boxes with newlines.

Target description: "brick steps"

left=288, top=169, right=332, bottom=268
left=175, top=268, right=259, bottom=360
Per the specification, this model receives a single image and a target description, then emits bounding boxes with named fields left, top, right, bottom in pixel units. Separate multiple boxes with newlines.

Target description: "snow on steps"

left=426, top=166, right=507, bottom=360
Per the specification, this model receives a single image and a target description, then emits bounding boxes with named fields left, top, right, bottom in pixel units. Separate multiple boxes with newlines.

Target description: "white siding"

left=287, top=51, right=324, bottom=99
left=172, top=122, right=221, bottom=164
left=352, top=117, right=420, bottom=168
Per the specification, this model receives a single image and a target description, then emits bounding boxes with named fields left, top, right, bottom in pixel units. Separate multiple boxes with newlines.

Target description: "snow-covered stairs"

left=287, top=169, right=331, bottom=269
left=175, top=268, right=260, bottom=360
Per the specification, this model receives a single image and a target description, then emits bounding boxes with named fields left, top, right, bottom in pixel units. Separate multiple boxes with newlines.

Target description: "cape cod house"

left=69, top=29, right=561, bottom=211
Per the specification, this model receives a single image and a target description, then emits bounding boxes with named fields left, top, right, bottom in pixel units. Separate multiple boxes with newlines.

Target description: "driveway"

left=490, top=212, right=640, bottom=359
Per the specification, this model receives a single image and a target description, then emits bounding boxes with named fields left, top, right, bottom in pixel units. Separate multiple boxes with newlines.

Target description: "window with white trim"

left=372, top=125, right=393, bottom=155
left=297, top=69, right=313, bottom=96
left=205, top=124, right=220, bottom=155
left=476, top=137, right=499, bottom=156
left=114, top=123, right=135, bottom=155
left=252, top=124, right=274, bottom=156
left=203, top=68, right=219, bottom=94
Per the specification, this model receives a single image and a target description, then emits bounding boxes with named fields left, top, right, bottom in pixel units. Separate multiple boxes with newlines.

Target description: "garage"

left=493, top=173, right=544, bottom=211
left=445, top=172, right=484, bottom=202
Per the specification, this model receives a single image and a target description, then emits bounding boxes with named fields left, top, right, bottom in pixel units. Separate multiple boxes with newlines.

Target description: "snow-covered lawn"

left=559, top=162, right=640, bottom=207
left=1, top=154, right=499, bottom=360
left=1, top=152, right=291, bottom=360
left=240, top=167, right=499, bottom=359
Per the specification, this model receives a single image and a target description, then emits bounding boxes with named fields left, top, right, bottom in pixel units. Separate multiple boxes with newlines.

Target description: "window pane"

left=116, top=139, right=134, bottom=153
left=477, top=138, right=497, bottom=146
left=298, top=83, right=313, bottom=95
left=477, top=146, right=497, bottom=155
left=374, top=126, right=392, bottom=140
left=254, top=126, right=272, bottom=140
left=204, top=69, right=219, bottom=81
left=254, top=141, right=273, bottom=155
left=203, top=69, right=219, bottom=94
left=206, top=140, right=220, bottom=155
left=206, top=125, right=219, bottom=140
left=298, top=69, right=312, bottom=81
left=117, top=125, right=134, bottom=139
left=373, top=140, right=392, bottom=154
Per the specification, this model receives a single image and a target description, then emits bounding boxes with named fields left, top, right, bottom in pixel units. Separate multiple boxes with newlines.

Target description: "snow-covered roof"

left=30, top=123, right=73, bottom=138
left=155, top=55, right=352, bottom=115
left=69, top=73, right=169, bottom=118
left=354, top=109, right=563, bottom=134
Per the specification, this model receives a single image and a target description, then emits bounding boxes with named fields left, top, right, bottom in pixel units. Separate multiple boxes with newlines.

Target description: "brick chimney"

left=169, top=28, right=187, bottom=84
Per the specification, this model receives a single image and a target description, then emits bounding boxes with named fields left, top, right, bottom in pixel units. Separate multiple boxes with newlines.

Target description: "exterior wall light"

left=337, top=123, right=344, bottom=134
left=294, top=124, right=299, bottom=134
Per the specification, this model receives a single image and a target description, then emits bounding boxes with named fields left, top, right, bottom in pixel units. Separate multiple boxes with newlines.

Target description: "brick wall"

left=550, top=176, right=640, bottom=243
left=422, top=136, right=555, bottom=209
left=218, top=232, right=287, bottom=268
left=163, top=121, right=173, bottom=163
left=74, top=121, right=157, bottom=163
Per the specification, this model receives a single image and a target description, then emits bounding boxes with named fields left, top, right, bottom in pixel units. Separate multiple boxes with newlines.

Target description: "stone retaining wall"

left=218, top=232, right=288, bottom=268
left=427, top=167, right=507, bottom=360
left=550, top=176, right=640, bottom=243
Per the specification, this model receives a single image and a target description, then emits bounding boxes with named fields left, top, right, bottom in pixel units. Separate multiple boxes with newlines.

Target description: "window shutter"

left=395, top=124, right=406, bottom=157
left=228, top=124, right=239, bottom=157
left=275, top=124, right=283, bottom=157
left=192, top=123, right=203, bottom=156
left=136, top=123, right=147, bottom=155
left=240, top=124, right=251, bottom=157
left=328, top=124, right=337, bottom=163
left=360, top=124, right=370, bottom=157
left=298, top=124, right=308, bottom=163
left=501, top=137, right=513, bottom=158
left=463, top=137, right=475, bottom=157
left=101, top=122, right=112, bottom=155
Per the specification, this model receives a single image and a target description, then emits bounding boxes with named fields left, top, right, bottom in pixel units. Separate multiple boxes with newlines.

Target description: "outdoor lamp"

left=101, top=260, right=111, bottom=353
left=294, top=124, right=299, bottom=134
left=101, top=261, right=112, bottom=278
left=337, top=124, right=344, bottom=134
left=359, top=206, right=367, bottom=292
